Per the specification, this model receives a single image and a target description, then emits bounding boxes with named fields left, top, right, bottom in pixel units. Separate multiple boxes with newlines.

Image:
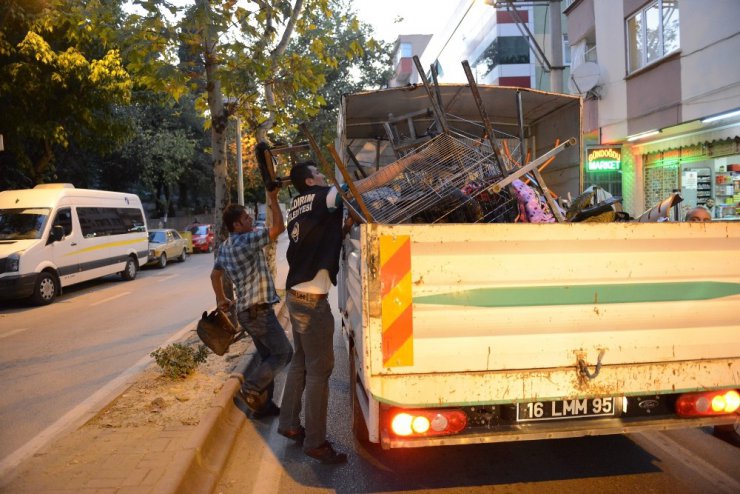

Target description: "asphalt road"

left=0, top=252, right=216, bottom=470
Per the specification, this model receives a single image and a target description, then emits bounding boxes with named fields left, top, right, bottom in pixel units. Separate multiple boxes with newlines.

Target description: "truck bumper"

left=380, top=414, right=738, bottom=449
left=0, top=273, right=37, bottom=300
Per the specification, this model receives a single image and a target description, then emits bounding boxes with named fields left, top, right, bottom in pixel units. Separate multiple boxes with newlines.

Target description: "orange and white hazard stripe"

left=379, top=235, right=413, bottom=367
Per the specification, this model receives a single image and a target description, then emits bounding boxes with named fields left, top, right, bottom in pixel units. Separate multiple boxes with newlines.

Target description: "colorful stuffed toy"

left=511, top=179, right=562, bottom=223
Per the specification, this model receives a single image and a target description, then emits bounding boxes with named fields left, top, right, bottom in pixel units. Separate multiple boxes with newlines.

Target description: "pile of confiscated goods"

left=323, top=57, right=680, bottom=226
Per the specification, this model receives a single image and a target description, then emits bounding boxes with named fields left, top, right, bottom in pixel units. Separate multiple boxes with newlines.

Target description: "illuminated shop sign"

left=587, top=146, right=622, bottom=171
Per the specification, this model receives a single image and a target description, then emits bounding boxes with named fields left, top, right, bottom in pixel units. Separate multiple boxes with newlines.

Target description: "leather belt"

left=288, top=289, right=328, bottom=302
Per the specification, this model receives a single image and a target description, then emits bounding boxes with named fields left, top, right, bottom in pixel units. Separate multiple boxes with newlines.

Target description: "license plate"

left=516, top=397, right=616, bottom=422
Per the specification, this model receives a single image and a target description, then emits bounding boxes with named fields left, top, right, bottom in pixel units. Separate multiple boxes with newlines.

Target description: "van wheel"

left=31, top=272, right=58, bottom=306
left=207, top=242, right=214, bottom=253
left=178, top=249, right=186, bottom=262
left=349, top=346, right=370, bottom=443
left=157, top=253, right=167, bottom=269
left=120, top=257, right=138, bottom=281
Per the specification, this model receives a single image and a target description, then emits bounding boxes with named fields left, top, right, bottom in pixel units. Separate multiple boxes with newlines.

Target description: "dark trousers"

left=278, top=294, right=335, bottom=451
left=236, top=304, right=292, bottom=401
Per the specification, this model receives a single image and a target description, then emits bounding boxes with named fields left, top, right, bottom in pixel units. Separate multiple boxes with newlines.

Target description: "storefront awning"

left=636, top=122, right=740, bottom=155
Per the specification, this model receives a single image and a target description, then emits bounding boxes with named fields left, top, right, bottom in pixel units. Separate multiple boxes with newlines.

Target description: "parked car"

left=188, top=223, right=215, bottom=253
left=146, top=229, right=188, bottom=268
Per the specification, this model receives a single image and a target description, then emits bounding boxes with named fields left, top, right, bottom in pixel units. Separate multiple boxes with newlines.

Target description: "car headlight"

left=6, top=253, right=20, bottom=272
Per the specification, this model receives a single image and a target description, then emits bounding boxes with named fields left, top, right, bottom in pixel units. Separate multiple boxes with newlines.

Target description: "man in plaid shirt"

left=210, top=187, right=292, bottom=418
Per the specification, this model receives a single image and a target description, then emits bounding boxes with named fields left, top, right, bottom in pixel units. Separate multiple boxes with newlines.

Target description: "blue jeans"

left=237, top=304, right=292, bottom=401
left=278, top=294, right=335, bottom=451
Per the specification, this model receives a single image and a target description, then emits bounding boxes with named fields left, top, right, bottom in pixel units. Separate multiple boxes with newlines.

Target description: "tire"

left=120, top=257, right=138, bottom=281
left=30, top=272, right=58, bottom=306
left=207, top=242, right=214, bottom=253
left=714, top=423, right=740, bottom=447
left=349, top=345, right=370, bottom=443
left=157, top=253, right=167, bottom=269
left=177, top=249, right=186, bottom=262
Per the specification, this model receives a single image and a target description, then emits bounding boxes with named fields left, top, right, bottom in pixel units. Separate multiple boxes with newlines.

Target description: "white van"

left=0, top=184, right=148, bottom=305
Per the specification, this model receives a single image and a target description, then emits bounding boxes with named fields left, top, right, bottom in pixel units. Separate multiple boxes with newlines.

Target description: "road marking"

left=0, top=328, right=29, bottom=340
left=89, top=291, right=131, bottom=306
left=632, top=431, right=740, bottom=494
left=157, top=275, right=177, bottom=283
left=0, top=317, right=198, bottom=484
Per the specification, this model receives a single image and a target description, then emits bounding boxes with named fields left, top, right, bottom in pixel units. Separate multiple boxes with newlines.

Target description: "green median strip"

left=413, top=282, right=740, bottom=307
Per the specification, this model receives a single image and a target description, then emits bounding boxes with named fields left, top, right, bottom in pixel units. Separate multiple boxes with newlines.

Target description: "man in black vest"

left=278, top=154, right=414, bottom=464
left=277, top=161, right=349, bottom=464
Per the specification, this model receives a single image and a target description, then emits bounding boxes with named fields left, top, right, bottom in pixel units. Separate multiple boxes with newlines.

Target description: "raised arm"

left=267, top=187, right=285, bottom=242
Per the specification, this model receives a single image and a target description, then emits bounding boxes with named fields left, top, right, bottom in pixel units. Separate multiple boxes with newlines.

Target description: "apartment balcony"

left=393, top=57, right=414, bottom=85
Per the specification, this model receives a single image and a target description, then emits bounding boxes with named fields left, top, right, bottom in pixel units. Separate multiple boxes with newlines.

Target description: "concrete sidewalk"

left=0, top=301, right=290, bottom=494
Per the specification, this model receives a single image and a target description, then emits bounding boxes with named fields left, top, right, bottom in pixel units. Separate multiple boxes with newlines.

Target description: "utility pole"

left=549, top=0, right=564, bottom=93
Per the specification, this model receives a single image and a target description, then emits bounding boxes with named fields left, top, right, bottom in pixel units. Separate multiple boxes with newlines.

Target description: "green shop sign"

left=587, top=146, right=622, bottom=171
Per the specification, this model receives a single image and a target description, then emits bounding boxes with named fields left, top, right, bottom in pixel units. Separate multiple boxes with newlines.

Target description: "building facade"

left=565, top=0, right=740, bottom=218
left=415, top=0, right=570, bottom=92
left=388, top=34, right=433, bottom=88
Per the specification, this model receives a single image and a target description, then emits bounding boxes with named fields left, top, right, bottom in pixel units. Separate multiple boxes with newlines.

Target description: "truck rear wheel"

left=349, top=345, right=370, bottom=443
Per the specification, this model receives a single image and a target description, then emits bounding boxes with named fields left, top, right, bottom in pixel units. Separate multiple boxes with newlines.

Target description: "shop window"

left=626, top=0, right=680, bottom=74
left=644, top=163, right=679, bottom=211
left=584, top=170, right=622, bottom=198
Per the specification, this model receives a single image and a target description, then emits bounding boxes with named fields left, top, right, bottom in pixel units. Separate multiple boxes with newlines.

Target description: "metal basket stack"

left=356, top=133, right=518, bottom=225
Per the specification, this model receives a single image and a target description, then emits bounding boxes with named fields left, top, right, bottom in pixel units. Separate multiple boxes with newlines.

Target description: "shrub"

left=150, top=343, right=209, bottom=379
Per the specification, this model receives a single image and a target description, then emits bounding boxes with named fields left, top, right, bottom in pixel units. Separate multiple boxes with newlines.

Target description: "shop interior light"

left=701, top=109, right=740, bottom=124
left=627, top=129, right=660, bottom=142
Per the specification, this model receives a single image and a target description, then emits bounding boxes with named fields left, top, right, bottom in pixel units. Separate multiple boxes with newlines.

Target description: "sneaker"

left=277, top=426, right=305, bottom=445
left=304, top=441, right=347, bottom=465
left=252, top=401, right=280, bottom=419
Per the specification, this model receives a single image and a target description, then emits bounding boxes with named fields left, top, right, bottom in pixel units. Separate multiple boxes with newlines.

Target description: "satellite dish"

left=569, top=62, right=601, bottom=97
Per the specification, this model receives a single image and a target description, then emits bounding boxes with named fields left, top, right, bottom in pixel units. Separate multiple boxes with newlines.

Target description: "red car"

left=188, top=223, right=215, bottom=253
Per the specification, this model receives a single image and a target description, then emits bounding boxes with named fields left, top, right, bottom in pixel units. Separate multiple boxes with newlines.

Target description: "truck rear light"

left=389, top=409, right=467, bottom=437
left=675, top=389, right=740, bottom=417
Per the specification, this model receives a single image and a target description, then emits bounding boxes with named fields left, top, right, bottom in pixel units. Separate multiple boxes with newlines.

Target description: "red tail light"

left=675, top=389, right=740, bottom=417
left=389, top=408, right=467, bottom=437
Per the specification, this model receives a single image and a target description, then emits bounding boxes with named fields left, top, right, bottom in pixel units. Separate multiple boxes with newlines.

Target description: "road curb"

left=153, top=300, right=290, bottom=494
left=153, top=360, right=249, bottom=494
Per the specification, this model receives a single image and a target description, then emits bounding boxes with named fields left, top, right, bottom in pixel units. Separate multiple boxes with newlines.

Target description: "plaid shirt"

left=214, top=229, right=278, bottom=312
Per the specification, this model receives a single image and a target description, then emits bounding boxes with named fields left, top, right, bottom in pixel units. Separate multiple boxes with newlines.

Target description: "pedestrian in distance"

left=278, top=158, right=413, bottom=465
left=685, top=207, right=712, bottom=222
left=210, top=187, right=292, bottom=419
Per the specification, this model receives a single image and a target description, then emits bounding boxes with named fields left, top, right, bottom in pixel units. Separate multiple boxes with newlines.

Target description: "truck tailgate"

left=344, top=222, right=740, bottom=404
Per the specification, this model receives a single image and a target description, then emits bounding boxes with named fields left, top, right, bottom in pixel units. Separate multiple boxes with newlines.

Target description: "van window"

left=52, top=208, right=73, bottom=237
left=0, top=208, right=50, bottom=240
left=78, top=207, right=145, bottom=238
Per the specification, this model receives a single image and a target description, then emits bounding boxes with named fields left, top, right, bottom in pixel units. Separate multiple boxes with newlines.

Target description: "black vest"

left=285, top=186, right=343, bottom=289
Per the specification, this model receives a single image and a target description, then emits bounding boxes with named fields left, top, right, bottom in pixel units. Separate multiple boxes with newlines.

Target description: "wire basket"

left=357, top=133, right=518, bottom=224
